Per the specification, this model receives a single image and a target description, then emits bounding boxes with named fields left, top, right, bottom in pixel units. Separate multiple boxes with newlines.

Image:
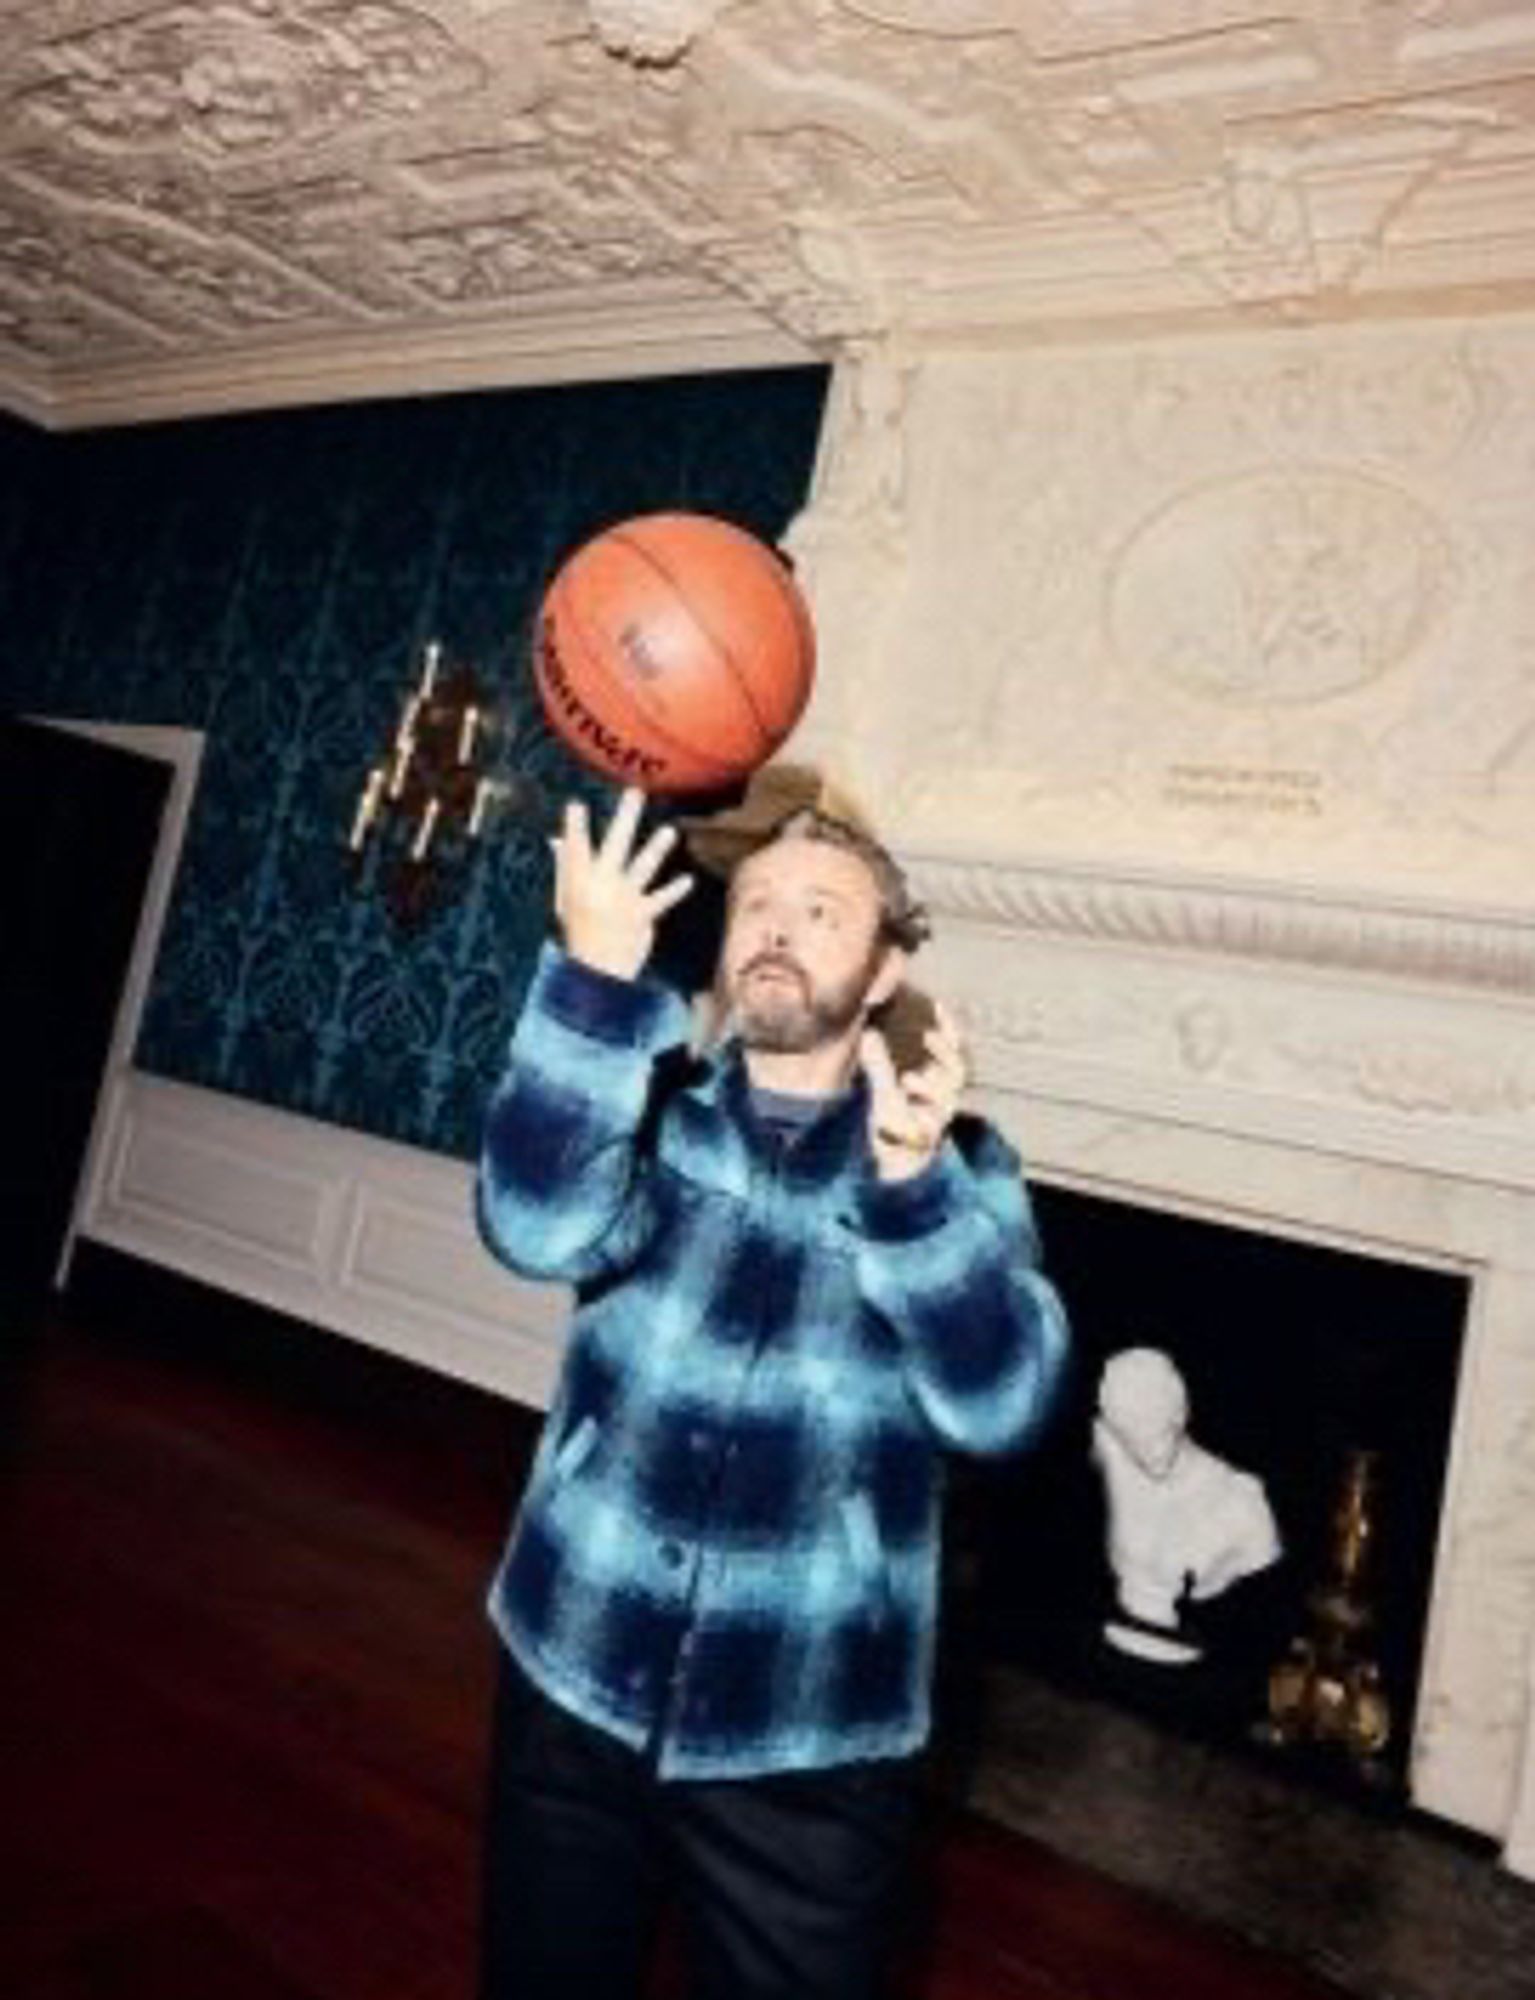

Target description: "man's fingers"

left=858, top=1027, right=900, bottom=1102
left=924, top=1006, right=966, bottom=1069
left=860, top=1031, right=928, bottom=1139
left=862, top=1035, right=922, bottom=1144
left=551, top=802, right=588, bottom=921
left=901, top=1065, right=952, bottom=1112
left=596, top=785, right=646, bottom=868
left=919, top=1018, right=969, bottom=1101
left=560, top=798, right=593, bottom=868
left=629, top=821, right=679, bottom=889
left=643, top=872, right=695, bottom=918
left=910, top=1052, right=964, bottom=1110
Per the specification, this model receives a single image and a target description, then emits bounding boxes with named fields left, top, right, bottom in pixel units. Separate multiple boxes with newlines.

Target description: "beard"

left=721, top=943, right=884, bottom=1054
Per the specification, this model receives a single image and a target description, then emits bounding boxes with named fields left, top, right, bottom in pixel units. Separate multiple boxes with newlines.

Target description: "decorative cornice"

left=906, top=851, right=1535, bottom=996
left=10, top=287, right=816, bottom=431
left=9, top=2, right=1535, bottom=421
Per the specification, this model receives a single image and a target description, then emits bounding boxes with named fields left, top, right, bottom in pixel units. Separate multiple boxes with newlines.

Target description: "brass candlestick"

left=1262, top=1448, right=1391, bottom=1768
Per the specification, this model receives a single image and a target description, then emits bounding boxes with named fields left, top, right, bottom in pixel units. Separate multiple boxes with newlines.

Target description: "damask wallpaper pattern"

left=0, top=371, right=827, bottom=1158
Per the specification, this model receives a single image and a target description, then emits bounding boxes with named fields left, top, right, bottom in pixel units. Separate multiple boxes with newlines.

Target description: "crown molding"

left=905, top=850, right=1535, bottom=997
left=3, top=287, right=818, bottom=431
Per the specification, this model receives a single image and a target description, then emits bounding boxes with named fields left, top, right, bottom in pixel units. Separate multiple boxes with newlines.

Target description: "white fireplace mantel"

left=781, top=311, right=1535, bottom=1868
left=907, top=853, right=1535, bottom=1859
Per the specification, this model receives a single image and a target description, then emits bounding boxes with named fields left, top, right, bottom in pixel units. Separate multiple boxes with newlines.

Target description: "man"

left=475, top=776, right=1068, bottom=2000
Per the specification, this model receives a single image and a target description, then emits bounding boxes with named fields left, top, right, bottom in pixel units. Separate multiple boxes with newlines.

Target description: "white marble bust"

left=1093, top=1346, right=1282, bottom=1665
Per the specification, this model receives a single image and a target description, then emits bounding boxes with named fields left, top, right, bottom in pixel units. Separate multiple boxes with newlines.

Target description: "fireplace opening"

left=939, top=1185, right=1470, bottom=1807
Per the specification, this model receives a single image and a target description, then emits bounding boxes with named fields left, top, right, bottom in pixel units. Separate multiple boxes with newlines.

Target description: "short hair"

left=762, top=806, right=931, bottom=952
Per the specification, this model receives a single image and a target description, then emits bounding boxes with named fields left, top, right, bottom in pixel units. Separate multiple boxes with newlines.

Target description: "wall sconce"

left=347, top=641, right=531, bottom=927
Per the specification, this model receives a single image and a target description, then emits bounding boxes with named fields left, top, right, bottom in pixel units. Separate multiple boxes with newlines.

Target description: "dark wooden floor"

left=1, top=1251, right=1348, bottom=2000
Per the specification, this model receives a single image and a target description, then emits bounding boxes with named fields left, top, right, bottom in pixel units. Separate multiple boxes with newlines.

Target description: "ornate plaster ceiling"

left=6, top=0, right=1535, bottom=427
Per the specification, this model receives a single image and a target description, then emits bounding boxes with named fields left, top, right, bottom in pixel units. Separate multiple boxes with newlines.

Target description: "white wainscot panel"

left=83, top=1070, right=566, bottom=1410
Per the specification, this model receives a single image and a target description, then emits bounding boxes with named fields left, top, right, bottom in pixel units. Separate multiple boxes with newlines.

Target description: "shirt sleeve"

left=475, top=941, right=688, bottom=1285
left=854, top=1117, right=1070, bottom=1456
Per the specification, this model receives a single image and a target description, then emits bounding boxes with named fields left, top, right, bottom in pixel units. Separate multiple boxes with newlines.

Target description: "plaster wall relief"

left=917, top=914, right=1535, bottom=1181
left=806, top=316, right=1535, bottom=916
left=784, top=335, right=919, bottom=759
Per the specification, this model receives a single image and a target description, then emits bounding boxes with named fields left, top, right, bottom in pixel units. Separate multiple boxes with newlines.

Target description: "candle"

left=457, top=704, right=479, bottom=764
left=348, top=766, right=384, bottom=851
left=387, top=736, right=413, bottom=800
left=411, top=795, right=441, bottom=863
left=395, top=693, right=421, bottom=748
left=467, top=776, right=491, bottom=837
left=420, top=641, right=440, bottom=699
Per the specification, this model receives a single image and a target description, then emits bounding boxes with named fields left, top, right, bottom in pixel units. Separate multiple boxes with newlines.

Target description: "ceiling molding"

left=11, top=285, right=817, bottom=431
left=7, top=1, right=1535, bottom=426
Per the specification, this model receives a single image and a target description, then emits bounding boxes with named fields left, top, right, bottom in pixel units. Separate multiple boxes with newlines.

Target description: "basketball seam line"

left=545, top=578, right=742, bottom=786
left=608, top=525, right=789, bottom=749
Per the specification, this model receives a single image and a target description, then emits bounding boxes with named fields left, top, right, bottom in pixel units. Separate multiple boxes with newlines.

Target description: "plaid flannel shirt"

left=477, top=943, right=1069, bottom=1781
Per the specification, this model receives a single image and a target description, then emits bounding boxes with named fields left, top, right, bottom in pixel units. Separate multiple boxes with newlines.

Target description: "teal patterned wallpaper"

left=0, top=371, right=828, bottom=1158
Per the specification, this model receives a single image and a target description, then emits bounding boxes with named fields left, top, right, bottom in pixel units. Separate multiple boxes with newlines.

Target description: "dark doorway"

left=0, top=718, right=171, bottom=1311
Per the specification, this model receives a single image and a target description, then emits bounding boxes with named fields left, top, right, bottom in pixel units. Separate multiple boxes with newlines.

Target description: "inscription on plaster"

left=1163, top=764, right=1324, bottom=818
left=1110, top=468, right=1458, bottom=704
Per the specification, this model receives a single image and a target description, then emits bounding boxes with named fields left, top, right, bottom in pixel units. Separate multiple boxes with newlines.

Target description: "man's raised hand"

left=553, top=786, right=694, bottom=981
left=860, top=1001, right=968, bottom=1182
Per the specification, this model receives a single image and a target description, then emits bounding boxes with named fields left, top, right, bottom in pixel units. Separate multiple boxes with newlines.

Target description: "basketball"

left=533, top=512, right=816, bottom=794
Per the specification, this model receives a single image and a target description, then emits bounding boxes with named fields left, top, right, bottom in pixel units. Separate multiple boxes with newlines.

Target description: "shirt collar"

left=710, top=1041, right=870, bottom=1186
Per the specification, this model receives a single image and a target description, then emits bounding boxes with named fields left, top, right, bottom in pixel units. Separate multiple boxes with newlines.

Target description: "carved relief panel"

left=802, top=317, right=1535, bottom=910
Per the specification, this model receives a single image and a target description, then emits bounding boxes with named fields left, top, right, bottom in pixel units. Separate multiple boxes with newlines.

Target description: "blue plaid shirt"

left=477, top=943, right=1069, bottom=1780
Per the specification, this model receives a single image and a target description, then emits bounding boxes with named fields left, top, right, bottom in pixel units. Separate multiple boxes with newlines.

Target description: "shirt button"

left=660, top=1541, right=686, bottom=1570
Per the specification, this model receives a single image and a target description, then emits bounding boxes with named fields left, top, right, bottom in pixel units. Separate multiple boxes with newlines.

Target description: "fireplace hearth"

left=954, top=1664, right=1535, bottom=2000
left=941, top=1187, right=1468, bottom=1803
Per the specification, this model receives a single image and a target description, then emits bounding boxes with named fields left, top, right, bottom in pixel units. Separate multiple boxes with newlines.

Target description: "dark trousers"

left=479, top=1656, right=921, bottom=2000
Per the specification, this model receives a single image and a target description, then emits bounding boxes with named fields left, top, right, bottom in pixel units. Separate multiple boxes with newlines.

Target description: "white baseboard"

left=81, top=1068, right=566, bottom=1410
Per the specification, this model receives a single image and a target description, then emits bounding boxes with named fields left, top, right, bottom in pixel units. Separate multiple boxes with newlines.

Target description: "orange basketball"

left=533, top=512, right=816, bottom=794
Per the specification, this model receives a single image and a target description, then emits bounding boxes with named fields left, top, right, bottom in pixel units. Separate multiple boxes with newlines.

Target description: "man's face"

left=718, top=834, right=901, bottom=1054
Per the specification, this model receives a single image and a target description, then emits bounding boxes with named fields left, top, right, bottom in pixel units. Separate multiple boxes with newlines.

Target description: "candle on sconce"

left=467, top=776, right=492, bottom=838
left=411, top=796, right=441, bottom=863
left=350, top=640, right=506, bottom=925
left=348, top=765, right=386, bottom=852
